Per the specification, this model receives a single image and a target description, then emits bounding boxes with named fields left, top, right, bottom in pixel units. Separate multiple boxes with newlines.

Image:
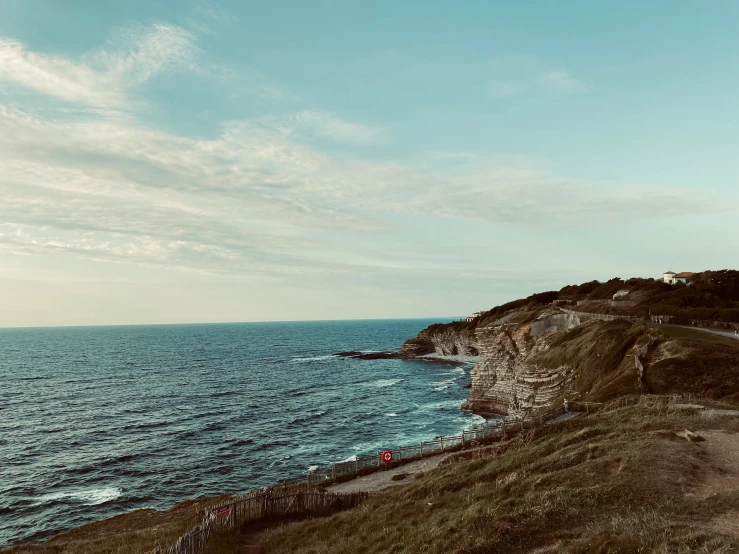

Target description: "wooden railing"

left=152, top=490, right=369, bottom=554
left=152, top=404, right=570, bottom=554
left=284, top=405, right=566, bottom=488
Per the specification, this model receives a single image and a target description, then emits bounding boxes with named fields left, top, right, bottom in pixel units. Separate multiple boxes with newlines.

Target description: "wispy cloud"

left=0, top=28, right=731, bottom=280
left=182, top=1, right=238, bottom=37
left=537, top=69, right=591, bottom=94
left=0, top=102, right=730, bottom=277
left=0, top=24, right=197, bottom=110
left=258, top=110, right=386, bottom=144
left=489, top=65, right=590, bottom=98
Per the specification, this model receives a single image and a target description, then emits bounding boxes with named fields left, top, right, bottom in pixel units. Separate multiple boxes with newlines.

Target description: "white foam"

left=420, top=399, right=461, bottom=411
left=290, top=355, right=333, bottom=363
left=368, top=378, right=403, bottom=388
left=40, top=487, right=121, bottom=506
left=467, top=414, right=487, bottom=426
left=308, top=465, right=318, bottom=472
left=431, top=379, right=456, bottom=391
left=386, top=413, right=397, bottom=417
left=339, top=454, right=358, bottom=463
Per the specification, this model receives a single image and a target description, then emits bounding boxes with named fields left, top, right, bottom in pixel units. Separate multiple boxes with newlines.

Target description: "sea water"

left=0, top=319, right=483, bottom=546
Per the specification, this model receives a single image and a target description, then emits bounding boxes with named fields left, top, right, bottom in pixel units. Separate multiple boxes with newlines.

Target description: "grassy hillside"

left=2, top=495, right=230, bottom=554
left=260, top=400, right=739, bottom=554
left=438, top=270, right=739, bottom=334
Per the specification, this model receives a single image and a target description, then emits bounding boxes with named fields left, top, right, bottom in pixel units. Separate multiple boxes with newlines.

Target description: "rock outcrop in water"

left=399, top=324, right=479, bottom=358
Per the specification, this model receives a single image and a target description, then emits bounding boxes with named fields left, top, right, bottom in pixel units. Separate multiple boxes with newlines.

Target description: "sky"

left=1, top=0, right=738, bottom=327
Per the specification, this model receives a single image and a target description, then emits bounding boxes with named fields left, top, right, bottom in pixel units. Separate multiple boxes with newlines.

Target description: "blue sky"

left=0, top=1, right=737, bottom=326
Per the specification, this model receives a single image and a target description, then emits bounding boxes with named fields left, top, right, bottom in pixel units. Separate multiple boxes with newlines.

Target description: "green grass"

left=258, top=403, right=739, bottom=554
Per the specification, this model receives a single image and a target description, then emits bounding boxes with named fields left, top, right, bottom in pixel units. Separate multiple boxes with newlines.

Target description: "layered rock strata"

left=399, top=325, right=479, bottom=358
left=462, top=313, right=581, bottom=417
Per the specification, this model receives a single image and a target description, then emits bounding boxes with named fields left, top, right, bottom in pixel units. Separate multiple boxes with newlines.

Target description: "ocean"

left=0, top=319, right=484, bottom=547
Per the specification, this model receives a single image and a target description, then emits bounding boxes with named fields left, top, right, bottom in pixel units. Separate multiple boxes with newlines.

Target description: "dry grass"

left=650, top=325, right=739, bottom=349
left=1, top=495, right=230, bottom=554
left=259, top=404, right=739, bottom=554
left=529, top=320, right=653, bottom=403
left=645, top=338, right=739, bottom=402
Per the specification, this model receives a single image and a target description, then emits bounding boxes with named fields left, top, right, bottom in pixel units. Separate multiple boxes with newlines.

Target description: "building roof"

left=674, top=272, right=694, bottom=278
left=663, top=271, right=676, bottom=275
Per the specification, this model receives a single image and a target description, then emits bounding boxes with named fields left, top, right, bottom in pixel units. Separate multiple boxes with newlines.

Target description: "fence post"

left=420, top=441, right=423, bottom=458
left=332, top=464, right=336, bottom=481
left=440, top=436, right=444, bottom=451
left=355, top=458, right=359, bottom=474
left=462, top=430, right=466, bottom=447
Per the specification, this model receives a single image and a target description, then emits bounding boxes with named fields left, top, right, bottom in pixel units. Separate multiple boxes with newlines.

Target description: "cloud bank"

left=0, top=23, right=732, bottom=280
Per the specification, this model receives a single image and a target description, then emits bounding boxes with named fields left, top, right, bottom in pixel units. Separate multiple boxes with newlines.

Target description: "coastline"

left=2, top=319, right=479, bottom=550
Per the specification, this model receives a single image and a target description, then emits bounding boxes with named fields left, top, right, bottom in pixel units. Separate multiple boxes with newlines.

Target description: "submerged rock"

left=334, top=351, right=401, bottom=360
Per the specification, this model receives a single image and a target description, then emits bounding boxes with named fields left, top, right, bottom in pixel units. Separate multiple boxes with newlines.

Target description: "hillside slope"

left=260, top=401, right=739, bottom=554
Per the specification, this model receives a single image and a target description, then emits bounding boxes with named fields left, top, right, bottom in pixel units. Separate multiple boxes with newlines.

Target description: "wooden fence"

left=576, top=299, right=639, bottom=308
left=152, top=404, right=571, bottom=554
left=283, top=405, right=567, bottom=489
left=561, top=308, right=644, bottom=323
left=152, top=490, right=369, bottom=554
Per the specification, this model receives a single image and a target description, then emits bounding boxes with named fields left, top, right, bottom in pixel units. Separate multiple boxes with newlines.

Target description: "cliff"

left=462, top=310, right=586, bottom=416
left=401, top=305, right=739, bottom=418
left=398, top=321, right=479, bottom=358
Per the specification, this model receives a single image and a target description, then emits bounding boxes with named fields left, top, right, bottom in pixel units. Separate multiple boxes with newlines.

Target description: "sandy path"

left=326, top=452, right=451, bottom=493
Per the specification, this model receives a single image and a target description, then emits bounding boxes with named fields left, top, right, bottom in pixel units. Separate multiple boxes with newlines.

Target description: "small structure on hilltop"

left=663, top=271, right=694, bottom=285
left=466, top=311, right=484, bottom=322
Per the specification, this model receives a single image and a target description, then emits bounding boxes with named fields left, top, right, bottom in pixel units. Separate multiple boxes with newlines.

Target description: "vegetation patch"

left=259, top=404, right=739, bottom=554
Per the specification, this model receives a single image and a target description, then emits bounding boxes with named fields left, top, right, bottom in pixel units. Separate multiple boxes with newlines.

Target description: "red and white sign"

left=381, top=450, right=393, bottom=463
left=215, top=506, right=231, bottom=518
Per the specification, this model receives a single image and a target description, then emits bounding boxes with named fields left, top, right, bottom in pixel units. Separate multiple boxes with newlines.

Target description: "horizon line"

left=0, top=316, right=465, bottom=331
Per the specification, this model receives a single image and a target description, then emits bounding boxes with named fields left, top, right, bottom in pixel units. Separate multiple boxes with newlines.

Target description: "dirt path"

left=691, top=430, right=739, bottom=500
left=678, top=325, right=738, bottom=340
left=326, top=452, right=451, bottom=493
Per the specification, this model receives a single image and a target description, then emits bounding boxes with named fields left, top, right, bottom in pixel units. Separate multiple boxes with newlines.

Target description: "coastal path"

left=676, top=325, right=738, bottom=340
left=327, top=451, right=454, bottom=494
left=153, top=405, right=580, bottom=554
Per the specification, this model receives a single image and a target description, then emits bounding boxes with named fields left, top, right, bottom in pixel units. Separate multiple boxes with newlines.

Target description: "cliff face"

left=398, top=311, right=677, bottom=418
left=462, top=313, right=583, bottom=417
left=399, top=324, right=479, bottom=358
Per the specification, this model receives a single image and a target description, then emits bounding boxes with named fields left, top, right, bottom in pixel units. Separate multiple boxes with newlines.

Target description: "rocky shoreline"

left=341, top=307, right=655, bottom=418
left=334, top=350, right=479, bottom=365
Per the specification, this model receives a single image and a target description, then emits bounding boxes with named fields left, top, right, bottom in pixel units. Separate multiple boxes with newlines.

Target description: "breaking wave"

left=38, top=487, right=122, bottom=506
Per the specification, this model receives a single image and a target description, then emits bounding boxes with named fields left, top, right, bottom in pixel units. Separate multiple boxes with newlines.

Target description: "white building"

left=663, top=271, right=694, bottom=284
left=466, top=311, right=484, bottom=322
